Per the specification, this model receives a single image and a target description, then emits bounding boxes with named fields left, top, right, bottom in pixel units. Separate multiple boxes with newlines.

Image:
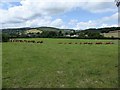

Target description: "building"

left=65, top=34, right=79, bottom=37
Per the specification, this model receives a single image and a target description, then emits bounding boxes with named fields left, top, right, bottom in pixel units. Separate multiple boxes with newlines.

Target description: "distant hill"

left=1, top=26, right=120, bottom=39
left=1, top=26, right=74, bottom=36
left=25, top=29, right=43, bottom=34
left=1, top=26, right=120, bottom=35
left=82, top=27, right=120, bottom=33
left=36, top=27, right=60, bottom=31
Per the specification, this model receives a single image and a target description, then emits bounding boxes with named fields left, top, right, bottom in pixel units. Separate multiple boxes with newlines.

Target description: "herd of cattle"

left=9, top=39, right=114, bottom=45
left=9, top=39, right=43, bottom=43
left=58, top=42, right=114, bottom=45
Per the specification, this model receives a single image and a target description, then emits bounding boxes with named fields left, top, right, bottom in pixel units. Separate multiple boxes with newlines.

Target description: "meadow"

left=0, top=43, right=2, bottom=89
left=2, top=38, right=118, bottom=88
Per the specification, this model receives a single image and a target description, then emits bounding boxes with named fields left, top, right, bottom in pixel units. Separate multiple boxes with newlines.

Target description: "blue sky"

left=0, top=0, right=118, bottom=29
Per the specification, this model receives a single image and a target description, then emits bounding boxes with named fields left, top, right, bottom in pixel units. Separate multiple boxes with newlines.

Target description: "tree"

left=65, top=32, right=68, bottom=35
left=2, top=33, right=10, bottom=42
left=70, top=30, right=76, bottom=36
left=0, top=33, right=2, bottom=42
left=40, top=31, right=58, bottom=38
left=79, top=32, right=86, bottom=38
left=58, top=31, right=63, bottom=37
left=48, top=31, right=58, bottom=38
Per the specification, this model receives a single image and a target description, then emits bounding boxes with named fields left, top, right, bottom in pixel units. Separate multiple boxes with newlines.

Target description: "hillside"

left=2, top=26, right=120, bottom=33
left=25, top=29, right=43, bottom=34
left=1, top=26, right=120, bottom=39
left=37, top=27, right=60, bottom=31
left=82, top=27, right=120, bottom=33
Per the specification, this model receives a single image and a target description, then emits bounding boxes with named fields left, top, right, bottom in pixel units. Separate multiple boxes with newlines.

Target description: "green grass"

left=0, top=43, right=2, bottom=89
left=2, top=38, right=118, bottom=88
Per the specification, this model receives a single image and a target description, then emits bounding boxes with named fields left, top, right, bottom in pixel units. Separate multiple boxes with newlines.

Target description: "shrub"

left=2, top=33, right=10, bottom=42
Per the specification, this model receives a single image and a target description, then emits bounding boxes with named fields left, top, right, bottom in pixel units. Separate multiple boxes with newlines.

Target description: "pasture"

left=2, top=38, right=118, bottom=88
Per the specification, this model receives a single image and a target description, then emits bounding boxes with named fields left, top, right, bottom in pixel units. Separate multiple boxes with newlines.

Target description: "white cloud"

left=74, top=20, right=97, bottom=30
left=0, top=0, right=118, bottom=29
left=50, top=19, right=63, bottom=27
left=1, top=16, right=66, bottom=29
left=100, top=24, right=118, bottom=28
left=79, top=2, right=117, bottom=13
left=71, top=12, right=118, bottom=30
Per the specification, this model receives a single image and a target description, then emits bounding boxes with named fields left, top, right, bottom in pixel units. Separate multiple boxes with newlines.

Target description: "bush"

left=2, top=33, right=10, bottom=42
left=0, top=33, right=2, bottom=42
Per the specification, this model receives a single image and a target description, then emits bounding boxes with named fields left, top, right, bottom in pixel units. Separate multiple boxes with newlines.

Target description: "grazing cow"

left=11, top=39, right=14, bottom=42
left=58, top=42, right=62, bottom=44
left=88, top=42, right=93, bottom=45
left=95, top=42, right=102, bottom=45
left=36, top=41, right=43, bottom=43
left=31, top=40, right=35, bottom=43
left=68, top=42, right=72, bottom=44
left=10, top=39, right=44, bottom=44
left=79, top=42, right=82, bottom=44
left=110, top=42, right=114, bottom=44
left=28, top=41, right=31, bottom=43
left=12, top=39, right=14, bottom=42
left=105, top=42, right=112, bottom=45
left=19, top=40, right=23, bottom=42
left=13, top=40, right=16, bottom=42
left=36, top=41, right=39, bottom=43
left=9, top=39, right=13, bottom=42
left=24, top=40, right=28, bottom=43
left=40, top=41, right=43, bottom=43
left=10, top=39, right=19, bottom=42
left=84, top=42, right=88, bottom=44
left=15, top=40, right=19, bottom=42
left=106, top=42, right=114, bottom=44
left=33, top=41, right=36, bottom=43
left=75, top=42, right=78, bottom=44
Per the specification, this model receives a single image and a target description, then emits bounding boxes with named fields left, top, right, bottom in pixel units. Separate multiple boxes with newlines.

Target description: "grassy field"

left=0, top=43, right=2, bottom=89
left=2, top=38, right=118, bottom=88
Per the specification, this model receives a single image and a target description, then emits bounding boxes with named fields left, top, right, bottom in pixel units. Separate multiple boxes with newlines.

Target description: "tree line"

left=1, top=30, right=103, bottom=42
left=1, top=26, right=120, bottom=42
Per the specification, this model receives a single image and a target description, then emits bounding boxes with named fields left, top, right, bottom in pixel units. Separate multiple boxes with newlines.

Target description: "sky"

left=0, top=0, right=118, bottom=30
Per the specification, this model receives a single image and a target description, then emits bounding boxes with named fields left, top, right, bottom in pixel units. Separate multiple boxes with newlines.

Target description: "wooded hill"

left=1, top=26, right=120, bottom=33
left=82, top=27, right=120, bottom=33
left=1, top=26, right=120, bottom=39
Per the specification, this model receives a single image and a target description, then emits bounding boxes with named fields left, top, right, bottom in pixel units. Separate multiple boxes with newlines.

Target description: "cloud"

left=100, top=24, right=118, bottom=28
left=76, top=20, right=97, bottom=30
left=72, top=12, right=118, bottom=30
left=1, top=16, right=66, bottom=29
left=50, top=19, right=64, bottom=27
left=0, top=0, right=118, bottom=29
left=79, top=1, right=117, bottom=13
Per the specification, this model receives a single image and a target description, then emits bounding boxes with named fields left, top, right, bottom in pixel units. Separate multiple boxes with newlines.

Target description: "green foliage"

left=2, top=26, right=120, bottom=39
left=40, top=31, right=58, bottom=38
left=79, top=31, right=104, bottom=39
left=0, top=33, right=2, bottom=42
left=58, top=31, right=63, bottom=37
left=2, top=33, right=9, bottom=42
